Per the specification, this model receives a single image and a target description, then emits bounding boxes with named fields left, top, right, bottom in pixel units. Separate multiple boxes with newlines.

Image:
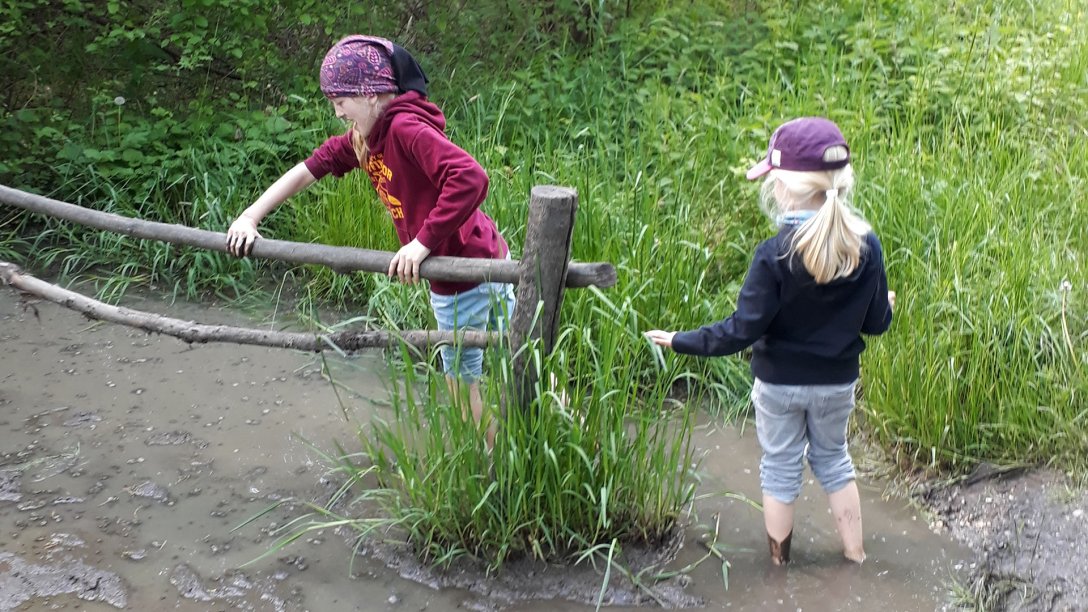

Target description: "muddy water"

left=0, top=288, right=968, bottom=611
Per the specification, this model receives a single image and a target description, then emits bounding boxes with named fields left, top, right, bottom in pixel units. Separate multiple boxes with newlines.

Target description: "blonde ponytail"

left=762, top=146, right=871, bottom=284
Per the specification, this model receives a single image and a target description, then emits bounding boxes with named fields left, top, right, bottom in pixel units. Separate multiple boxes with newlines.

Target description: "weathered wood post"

left=508, top=185, right=578, bottom=408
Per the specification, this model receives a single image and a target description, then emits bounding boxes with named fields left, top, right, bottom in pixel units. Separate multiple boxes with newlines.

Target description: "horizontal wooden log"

left=0, top=184, right=617, bottom=288
left=0, top=262, right=496, bottom=350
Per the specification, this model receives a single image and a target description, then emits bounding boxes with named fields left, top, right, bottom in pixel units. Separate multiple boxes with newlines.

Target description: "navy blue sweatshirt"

left=671, top=231, right=892, bottom=385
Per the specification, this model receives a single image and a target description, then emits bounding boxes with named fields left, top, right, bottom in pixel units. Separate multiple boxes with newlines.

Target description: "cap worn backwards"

left=746, top=117, right=850, bottom=180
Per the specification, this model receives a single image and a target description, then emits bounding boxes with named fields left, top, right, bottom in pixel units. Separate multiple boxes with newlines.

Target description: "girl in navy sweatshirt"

left=226, top=35, right=512, bottom=446
left=645, top=117, right=894, bottom=565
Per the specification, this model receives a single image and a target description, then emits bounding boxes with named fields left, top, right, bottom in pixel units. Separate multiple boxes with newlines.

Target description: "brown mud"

left=0, top=286, right=995, bottom=611
left=918, top=466, right=1088, bottom=611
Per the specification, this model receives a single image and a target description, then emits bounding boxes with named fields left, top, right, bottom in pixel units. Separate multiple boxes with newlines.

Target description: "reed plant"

left=862, top=129, right=1087, bottom=470
left=305, top=288, right=701, bottom=570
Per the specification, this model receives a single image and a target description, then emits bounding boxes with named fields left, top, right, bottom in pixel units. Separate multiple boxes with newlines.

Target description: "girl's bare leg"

left=828, top=481, right=865, bottom=563
left=447, top=377, right=494, bottom=449
left=763, top=495, right=795, bottom=565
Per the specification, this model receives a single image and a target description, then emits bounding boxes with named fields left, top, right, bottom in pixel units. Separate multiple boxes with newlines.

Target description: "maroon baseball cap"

left=746, top=117, right=850, bottom=180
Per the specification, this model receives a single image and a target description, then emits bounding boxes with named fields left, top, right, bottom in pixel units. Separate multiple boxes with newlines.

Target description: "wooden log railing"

left=0, top=185, right=614, bottom=289
left=0, top=262, right=497, bottom=351
left=1, top=184, right=613, bottom=405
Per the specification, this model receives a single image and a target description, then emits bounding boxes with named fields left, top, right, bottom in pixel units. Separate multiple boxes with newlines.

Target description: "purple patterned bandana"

left=320, top=35, right=398, bottom=98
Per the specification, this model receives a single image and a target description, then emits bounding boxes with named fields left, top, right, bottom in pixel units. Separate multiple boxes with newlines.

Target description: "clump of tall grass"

left=861, top=130, right=1087, bottom=471
left=314, top=290, right=700, bottom=569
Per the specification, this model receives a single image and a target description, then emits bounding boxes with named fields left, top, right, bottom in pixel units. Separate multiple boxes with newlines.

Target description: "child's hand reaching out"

left=644, top=330, right=676, bottom=348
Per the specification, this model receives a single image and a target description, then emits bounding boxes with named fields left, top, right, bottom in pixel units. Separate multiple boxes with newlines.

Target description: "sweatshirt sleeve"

left=303, top=133, right=359, bottom=180
left=861, top=233, right=893, bottom=335
left=671, top=245, right=781, bottom=357
left=403, top=121, right=489, bottom=250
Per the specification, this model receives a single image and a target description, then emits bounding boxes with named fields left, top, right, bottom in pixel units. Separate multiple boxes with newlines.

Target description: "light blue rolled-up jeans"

left=429, top=281, right=515, bottom=383
left=752, top=378, right=859, bottom=504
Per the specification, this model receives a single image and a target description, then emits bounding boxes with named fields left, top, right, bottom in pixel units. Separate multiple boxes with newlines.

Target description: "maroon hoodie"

left=303, top=91, right=508, bottom=295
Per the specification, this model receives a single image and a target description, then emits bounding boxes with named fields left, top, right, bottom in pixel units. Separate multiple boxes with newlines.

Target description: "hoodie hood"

left=367, top=91, right=445, bottom=148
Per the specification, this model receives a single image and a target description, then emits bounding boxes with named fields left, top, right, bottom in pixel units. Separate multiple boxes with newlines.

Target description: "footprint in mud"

left=0, top=470, right=21, bottom=502
left=123, top=480, right=172, bottom=504
left=0, top=551, right=128, bottom=609
left=169, top=562, right=293, bottom=611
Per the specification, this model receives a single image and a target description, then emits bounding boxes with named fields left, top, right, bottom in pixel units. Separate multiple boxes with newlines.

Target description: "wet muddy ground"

left=1, top=287, right=977, bottom=611
left=919, top=467, right=1088, bottom=611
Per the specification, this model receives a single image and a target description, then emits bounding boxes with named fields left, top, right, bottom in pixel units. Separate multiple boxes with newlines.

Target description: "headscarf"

left=390, top=43, right=429, bottom=96
left=320, top=35, right=428, bottom=98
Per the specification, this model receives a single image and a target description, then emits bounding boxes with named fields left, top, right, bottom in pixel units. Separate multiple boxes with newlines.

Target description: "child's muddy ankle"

left=843, top=548, right=866, bottom=564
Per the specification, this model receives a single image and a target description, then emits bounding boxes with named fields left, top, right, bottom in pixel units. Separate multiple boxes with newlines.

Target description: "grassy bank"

left=388, top=0, right=1087, bottom=472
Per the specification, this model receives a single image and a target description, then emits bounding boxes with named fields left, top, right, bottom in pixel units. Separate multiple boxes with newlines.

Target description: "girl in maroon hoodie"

left=226, top=35, right=513, bottom=445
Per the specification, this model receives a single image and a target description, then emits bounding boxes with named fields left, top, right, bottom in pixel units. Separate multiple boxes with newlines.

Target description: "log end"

left=531, top=185, right=578, bottom=201
left=566, top=262, right=618, bottom=288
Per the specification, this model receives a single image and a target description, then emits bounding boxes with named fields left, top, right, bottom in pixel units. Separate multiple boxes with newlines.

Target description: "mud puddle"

left=1, top=287, right=968, bottom=611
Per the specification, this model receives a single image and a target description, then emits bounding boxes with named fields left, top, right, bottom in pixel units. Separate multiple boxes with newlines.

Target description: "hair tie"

left=825, top=188, right=839, bottom=201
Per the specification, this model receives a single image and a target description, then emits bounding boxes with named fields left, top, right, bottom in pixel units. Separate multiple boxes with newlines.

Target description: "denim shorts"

left=751, top=378, right=858, bottom=504
left=429, top=281, right=515, bottom=382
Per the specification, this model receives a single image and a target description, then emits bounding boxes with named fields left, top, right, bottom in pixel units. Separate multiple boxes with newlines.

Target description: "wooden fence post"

left=508, top=185, right=578, bottom=408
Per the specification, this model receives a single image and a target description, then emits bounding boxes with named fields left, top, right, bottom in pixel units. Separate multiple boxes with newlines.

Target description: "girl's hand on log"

left=643, top=330, right=676, bottom=348
left=227, top=215, right=261, bottom=257
left=389, top=239, right=431, bottom=284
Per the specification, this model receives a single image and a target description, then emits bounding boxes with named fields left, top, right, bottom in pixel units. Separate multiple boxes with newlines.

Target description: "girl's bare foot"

left=843, top=547, right=866, bottom=564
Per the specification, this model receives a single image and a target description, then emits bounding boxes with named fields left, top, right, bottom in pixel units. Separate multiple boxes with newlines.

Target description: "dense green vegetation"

left=3, top=0, right=1086, bottom=569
